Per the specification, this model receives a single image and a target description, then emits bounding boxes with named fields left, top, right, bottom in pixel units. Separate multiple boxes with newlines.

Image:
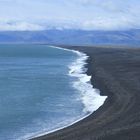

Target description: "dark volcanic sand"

left=32, top=46, right=140, bottom=140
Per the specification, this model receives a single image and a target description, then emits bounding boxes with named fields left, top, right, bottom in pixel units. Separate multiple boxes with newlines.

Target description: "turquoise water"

left=0, top=44, right=85, bottom=140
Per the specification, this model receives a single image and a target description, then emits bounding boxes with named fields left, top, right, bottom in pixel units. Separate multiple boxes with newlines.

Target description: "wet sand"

left=32, top=46, right=140, bottom=140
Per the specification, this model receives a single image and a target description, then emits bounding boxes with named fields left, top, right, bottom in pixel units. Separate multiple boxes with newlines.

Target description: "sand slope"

left=33, top=46, right=140, bottom=140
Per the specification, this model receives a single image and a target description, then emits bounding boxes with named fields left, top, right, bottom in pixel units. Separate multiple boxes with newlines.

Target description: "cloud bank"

left=0, top=0, right=140, bottom=31
left=0, top=22, right=45, bottom=31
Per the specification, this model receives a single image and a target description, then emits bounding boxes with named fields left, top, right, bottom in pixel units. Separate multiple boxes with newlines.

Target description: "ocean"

left=0, top=44, right=106, bottom=140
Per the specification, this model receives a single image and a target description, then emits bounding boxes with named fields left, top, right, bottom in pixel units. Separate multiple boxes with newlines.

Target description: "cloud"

left=0, top=22, right=45, bottom=31
left=0, top=0, right=140, bottom=30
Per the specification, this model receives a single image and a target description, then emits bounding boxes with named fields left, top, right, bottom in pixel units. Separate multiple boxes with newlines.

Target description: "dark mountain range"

left=0, top=29, right=140, bottom=46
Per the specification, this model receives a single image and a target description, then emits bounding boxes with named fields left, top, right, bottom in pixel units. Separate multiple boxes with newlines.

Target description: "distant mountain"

left=0, top=29, right=140, bottom=46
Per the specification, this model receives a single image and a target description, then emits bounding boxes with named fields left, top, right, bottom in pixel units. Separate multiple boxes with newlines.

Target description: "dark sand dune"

left=33, top=46, right=140, bottom=140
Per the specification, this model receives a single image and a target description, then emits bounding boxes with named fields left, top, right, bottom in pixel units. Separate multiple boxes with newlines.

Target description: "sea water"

left=0, top=44, right=107, bottom=140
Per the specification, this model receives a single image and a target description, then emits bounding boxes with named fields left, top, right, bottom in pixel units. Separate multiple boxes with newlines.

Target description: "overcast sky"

left=0, top=0, right=140, bottom=31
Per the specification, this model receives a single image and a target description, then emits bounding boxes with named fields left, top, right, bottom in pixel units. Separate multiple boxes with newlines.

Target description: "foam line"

left=26, top=45, right=107, bottom=140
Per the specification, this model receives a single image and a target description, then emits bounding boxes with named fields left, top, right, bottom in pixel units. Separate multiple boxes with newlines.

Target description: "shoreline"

left=30, top=45, right=107, bottom=139
left=32, top=45, right=140, bottom=140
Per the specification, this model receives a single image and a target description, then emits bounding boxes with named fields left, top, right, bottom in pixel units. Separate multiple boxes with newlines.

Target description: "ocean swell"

left=50, top=45, right=107, bottom=114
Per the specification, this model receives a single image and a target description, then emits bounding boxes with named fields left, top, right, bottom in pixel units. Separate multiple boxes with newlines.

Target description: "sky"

left=0, top=0, right=140, bottom=31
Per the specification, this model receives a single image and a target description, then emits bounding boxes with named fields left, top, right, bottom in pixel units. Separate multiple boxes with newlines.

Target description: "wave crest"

left=68, top=49, right=107, bottom=113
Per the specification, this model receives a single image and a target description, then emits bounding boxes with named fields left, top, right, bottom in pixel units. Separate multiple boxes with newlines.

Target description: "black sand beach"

left=32, top=46, right=140, bottom=140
